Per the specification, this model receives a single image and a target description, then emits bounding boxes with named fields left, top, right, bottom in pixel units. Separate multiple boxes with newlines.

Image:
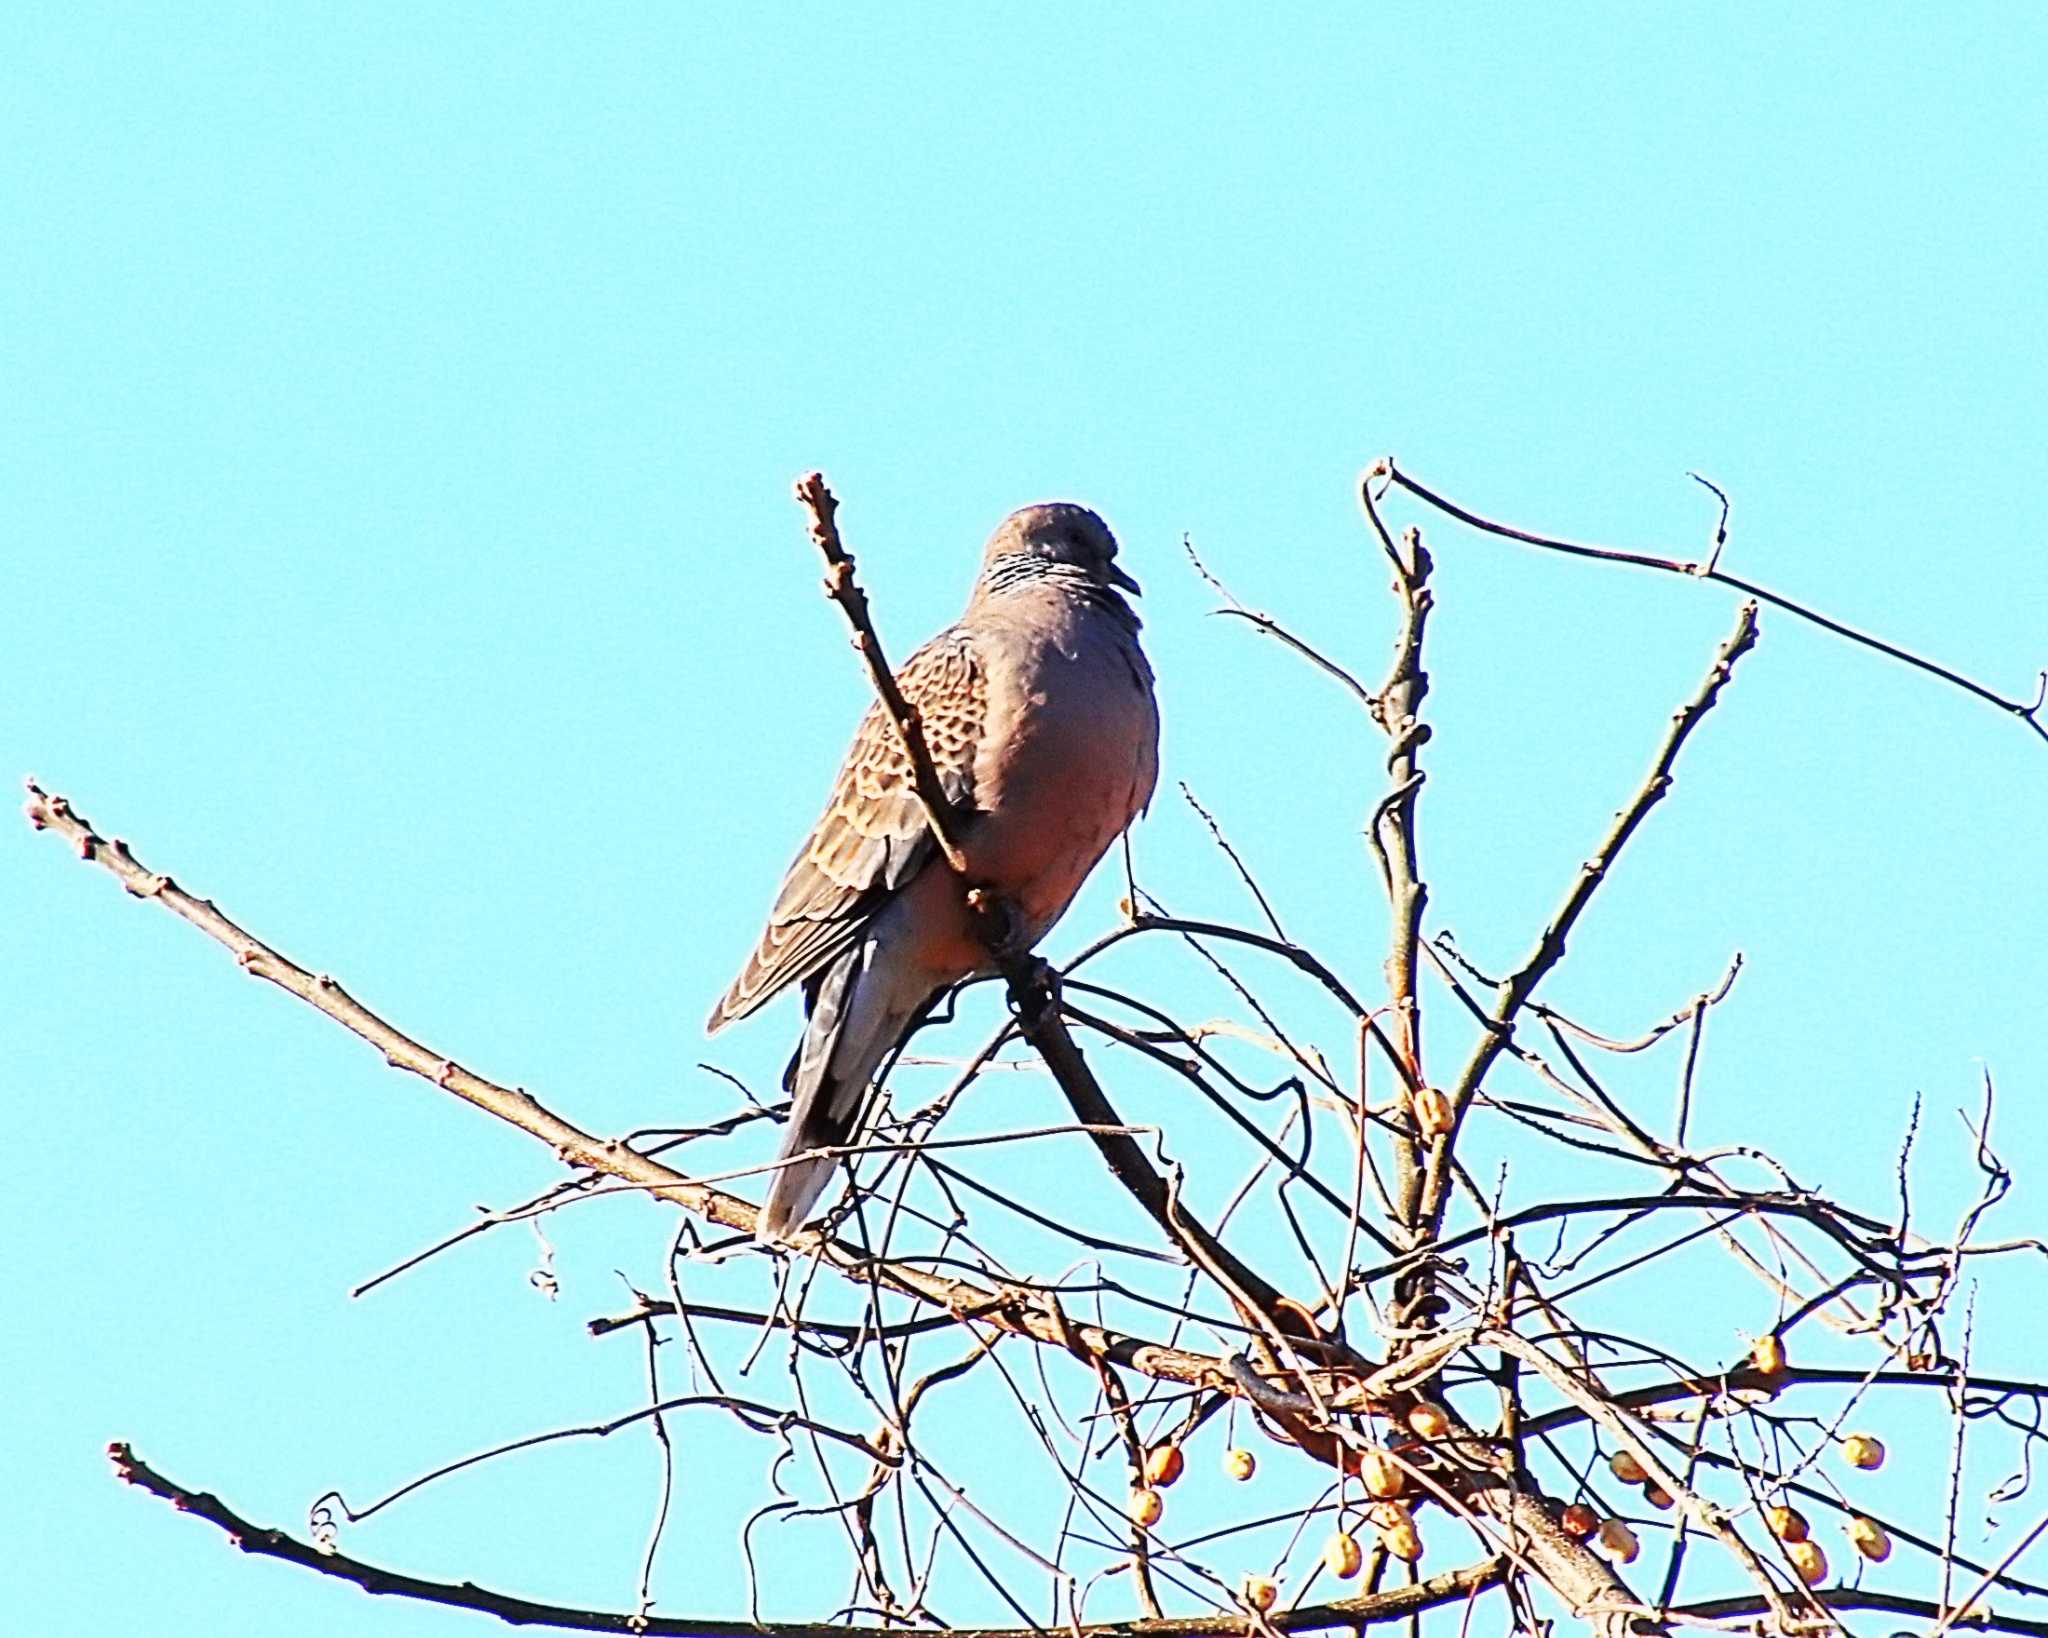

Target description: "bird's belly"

left=970, top=756, right=1137, bottom=928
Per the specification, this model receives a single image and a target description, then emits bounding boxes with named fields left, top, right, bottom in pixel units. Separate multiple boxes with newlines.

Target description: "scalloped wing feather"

left=706, top=634, right=985, bottom=1031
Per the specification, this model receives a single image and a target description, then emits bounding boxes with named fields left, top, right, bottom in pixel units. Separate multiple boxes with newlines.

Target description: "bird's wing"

left=707, top=631, right=985, bottom=1031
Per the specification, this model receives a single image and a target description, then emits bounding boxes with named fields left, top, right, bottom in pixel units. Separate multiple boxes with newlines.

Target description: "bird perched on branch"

left=710, top=503, right=1160, bottom=1242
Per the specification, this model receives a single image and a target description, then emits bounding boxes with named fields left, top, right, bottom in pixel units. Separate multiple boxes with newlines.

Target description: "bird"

left=709, top=502, right=1160, bottom=1243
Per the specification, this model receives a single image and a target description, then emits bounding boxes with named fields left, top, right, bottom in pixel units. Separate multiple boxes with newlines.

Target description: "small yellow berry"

left=1841, top=1434, right=1886, bottom=1471
left=1128, top=1487, right=1163, bottom=1527
left=1406, top=1400, right=1451, bottom=1439
left=1222, top=1447, right=1256, bottom=1481
left=1324, top=1530, right=1363, bottom=1579
left=1848, top=1517, right=1892, bottom=1563
left=1355, top=1447, right=1405, bottom=1499
left=1785, top=1539, right=1828, bottom=1586
left=1608, top=1450, right=1648, bottom=1485
left=1412, top=1087, right=1454, bottom=1138
left=1750, top=1333, right=1786, bottom=1379
left=1371, top=1501, right=1423, bottom=1561
left=1766, top=1504, right=1810, bottom=1543
left=1381, top=1519, right=1422, bottom=1562
left=1596, top=1518, right=1639, bottom=1564
left=1242, top=1574, right=1279, bottom=1611
left=1143, top=1444, right=1184, bottom=1487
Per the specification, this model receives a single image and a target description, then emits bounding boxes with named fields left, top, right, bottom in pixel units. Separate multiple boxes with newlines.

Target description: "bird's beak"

left=1107, top=562, right=1142, bottom=595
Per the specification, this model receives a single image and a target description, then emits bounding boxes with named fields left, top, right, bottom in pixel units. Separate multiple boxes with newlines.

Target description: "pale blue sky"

left=8, top=7, right=2045, bottom=1634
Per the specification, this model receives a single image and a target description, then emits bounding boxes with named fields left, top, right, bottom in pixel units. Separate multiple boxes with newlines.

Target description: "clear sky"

left=8, top=6, right=2045, bottom=1635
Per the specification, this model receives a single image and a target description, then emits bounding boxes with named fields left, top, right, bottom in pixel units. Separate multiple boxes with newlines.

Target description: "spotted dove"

left=709, top=503, right=1160, bottom=1242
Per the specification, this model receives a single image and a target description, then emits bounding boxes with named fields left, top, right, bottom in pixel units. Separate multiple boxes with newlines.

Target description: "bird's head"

left=976, top=502, right=1142, bottom=603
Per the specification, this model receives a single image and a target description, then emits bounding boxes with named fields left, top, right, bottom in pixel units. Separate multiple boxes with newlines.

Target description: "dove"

left=710, top=503, right=1159, bottom=1241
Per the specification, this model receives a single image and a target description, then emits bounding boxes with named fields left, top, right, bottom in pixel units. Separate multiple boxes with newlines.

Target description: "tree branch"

left=19, top=779, right=1263, bottom=1402
left=1418, top=600, right=1761, bottom=1239
left=1357, top=466, right=1436, bottom=1235
left=109, top=1441, right=1506, bottom=1637
left=796, top=472, right=975, bottom=873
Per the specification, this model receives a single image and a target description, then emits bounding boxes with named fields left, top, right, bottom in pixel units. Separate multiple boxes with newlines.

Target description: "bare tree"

left=30, top=461, right=2048, bottom=1637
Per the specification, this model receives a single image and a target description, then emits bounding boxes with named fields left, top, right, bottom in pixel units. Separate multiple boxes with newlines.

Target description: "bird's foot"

left=963, top=885, right=1028, bottom=961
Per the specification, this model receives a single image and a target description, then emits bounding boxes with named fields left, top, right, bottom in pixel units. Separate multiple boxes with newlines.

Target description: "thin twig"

left=1384, top=460, right=2046, bottom=746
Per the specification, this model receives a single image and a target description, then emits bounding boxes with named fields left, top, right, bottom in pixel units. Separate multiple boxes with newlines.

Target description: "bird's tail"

left=757, top=945, right=922, bottom=1244
left=758, top=1144, right=842, bottom=1244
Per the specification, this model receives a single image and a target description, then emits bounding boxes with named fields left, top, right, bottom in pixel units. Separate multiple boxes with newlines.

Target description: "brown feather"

left=706, top=633, right=986, bottom=1032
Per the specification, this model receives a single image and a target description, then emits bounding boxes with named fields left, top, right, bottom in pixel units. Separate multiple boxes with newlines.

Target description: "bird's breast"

left=962, top=625, right=1159, bottom=941
left=876, top=605, right=1159, bottom=988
